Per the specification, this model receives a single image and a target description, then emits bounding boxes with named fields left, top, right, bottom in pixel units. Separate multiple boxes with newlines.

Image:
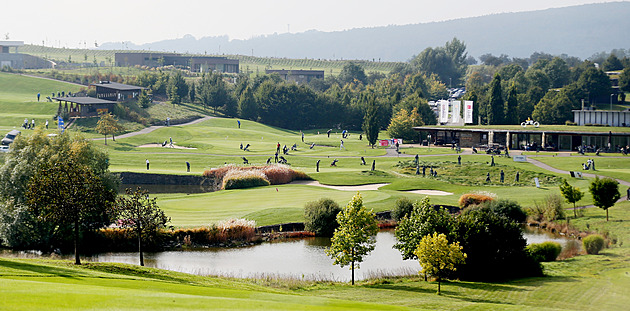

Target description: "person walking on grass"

left=146, top=159, right=150, bottom=170
left=340, top=140, right=345, bottom=150
left=186, top=161, right=190, bottom=172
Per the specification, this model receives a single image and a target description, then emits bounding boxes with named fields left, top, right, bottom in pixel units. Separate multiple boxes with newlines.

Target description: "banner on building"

left=439, top=100, right=449, bottom=123
left=464, top=101, right=474, bottom=124
left=451, top=100, right=461, bottom=123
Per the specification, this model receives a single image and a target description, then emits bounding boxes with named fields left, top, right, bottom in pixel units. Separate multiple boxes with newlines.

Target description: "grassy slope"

left=0, top=72, right=82, bottom=131
left=0, top=258, right=402, bottom=310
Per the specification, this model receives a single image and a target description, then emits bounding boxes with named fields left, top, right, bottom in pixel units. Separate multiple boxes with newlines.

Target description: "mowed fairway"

left=0, top=258, right=403, bottom=310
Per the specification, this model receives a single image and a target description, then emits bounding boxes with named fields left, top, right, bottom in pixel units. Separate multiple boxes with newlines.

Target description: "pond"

left=1, top=228, right=577, bottom=282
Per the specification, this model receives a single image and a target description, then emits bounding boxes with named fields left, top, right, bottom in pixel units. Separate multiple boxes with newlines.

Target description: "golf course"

left=1, top=71, right=629, bottom=310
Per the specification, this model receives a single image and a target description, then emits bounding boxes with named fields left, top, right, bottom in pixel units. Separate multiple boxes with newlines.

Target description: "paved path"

left=92, top=116, right=214, bottom=141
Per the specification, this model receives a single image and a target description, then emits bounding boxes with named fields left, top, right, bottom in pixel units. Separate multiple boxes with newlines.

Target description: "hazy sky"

left=1, top=0, right=619, bottom=48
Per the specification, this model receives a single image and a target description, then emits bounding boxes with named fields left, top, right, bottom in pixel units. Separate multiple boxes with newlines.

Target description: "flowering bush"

left=458, top=193, right=495, bottom=209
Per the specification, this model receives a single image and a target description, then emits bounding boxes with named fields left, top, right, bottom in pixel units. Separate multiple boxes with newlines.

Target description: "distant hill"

left=99, top=2, right=630, bottom=62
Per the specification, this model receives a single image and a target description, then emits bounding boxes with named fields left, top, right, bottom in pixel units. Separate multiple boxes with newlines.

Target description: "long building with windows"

left=115, top=52, right=238, bottom=73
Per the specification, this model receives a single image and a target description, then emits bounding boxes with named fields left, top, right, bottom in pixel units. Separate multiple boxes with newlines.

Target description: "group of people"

left=22, top=118, right=49, bottom=130
left=582, top=159, right=596, bottom=170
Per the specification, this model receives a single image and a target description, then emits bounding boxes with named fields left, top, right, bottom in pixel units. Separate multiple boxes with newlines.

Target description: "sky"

left=1, top=0, right=620, bottom=48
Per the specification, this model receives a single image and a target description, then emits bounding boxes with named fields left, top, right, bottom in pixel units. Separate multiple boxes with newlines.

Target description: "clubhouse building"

left=115, top=52, right=239, bottom=73
left=413, top=126, right=630, bottom=152
left=265, top=69, right=324, bottom=84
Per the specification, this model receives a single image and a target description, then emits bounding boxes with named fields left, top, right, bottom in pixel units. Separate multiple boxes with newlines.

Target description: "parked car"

left=0, top=145, right=9, bottom=152
left=1, top=130, right=21, bottom=146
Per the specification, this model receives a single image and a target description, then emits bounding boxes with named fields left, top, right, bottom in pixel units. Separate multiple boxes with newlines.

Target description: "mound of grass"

left=395, top=159, right=563, bottom=187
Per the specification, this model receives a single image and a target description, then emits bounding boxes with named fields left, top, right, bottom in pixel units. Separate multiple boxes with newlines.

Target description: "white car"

left=0, top=145, right=9, bottom=152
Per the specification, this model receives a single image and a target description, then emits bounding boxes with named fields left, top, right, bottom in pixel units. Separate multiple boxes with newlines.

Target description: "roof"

left=52, top=96, right=117, bottom=105
left=0, top=41, right=24, bottom=47
left=413, top=126, right=630, bottom=137
left=90, top=81, right=145, bottom=91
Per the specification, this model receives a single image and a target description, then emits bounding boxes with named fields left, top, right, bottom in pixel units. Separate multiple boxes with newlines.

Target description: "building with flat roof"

left=413, top=126, right=630, bottom=152
left=265, top=69, right=324, bottom=84
left=53, top=97, right=117, bottom=118
left=0, top=41, right=52, bottom=69
left=115, top=52, right=239, bottom=73
left=90, top=81, right=145, bottom=102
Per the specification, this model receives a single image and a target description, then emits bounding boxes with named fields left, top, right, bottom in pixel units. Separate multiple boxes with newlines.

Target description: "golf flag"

left=451, top=100, right=461, bottom=123
left=439, top=100, right=449, bottom=123
left=58, top=116, right=64, bottom=133
left=464, top=101, right=474, bottom=124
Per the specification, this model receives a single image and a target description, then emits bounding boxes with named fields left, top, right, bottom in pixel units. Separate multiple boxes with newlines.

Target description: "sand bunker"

left=406, top=190, right=453, bottom=196
left=290, top=180, right=389, bottom=191
left=138, top=143, right=197, bottom=150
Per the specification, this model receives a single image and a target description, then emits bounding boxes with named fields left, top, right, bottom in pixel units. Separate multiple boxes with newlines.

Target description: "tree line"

left=126, top=38, right=628, bottom=139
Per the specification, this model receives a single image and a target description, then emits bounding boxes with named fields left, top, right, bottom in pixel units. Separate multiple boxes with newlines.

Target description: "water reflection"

left=1, top=229, right=576, bottom=282
left=92, top=231, right=420, bottom=281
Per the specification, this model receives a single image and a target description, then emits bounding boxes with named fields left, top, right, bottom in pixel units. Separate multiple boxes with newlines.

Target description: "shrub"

left=223, top=170, right=270, bottom=189
left=204, top=165, right=310, bottom=190
left=216, top=218, right=256, bottom=242
left=528, top=194, right=565, bottom=221
left=458, top=193, right=494, bottom=209
left=391, top=197, right=414, bottom=220
left=304, top=198, right=341, bottom=237
left=526, top=241, right=562, bottom=262
left=583, top=234, right=605, bottom=255
left=484, top=199, right=527, bottom=223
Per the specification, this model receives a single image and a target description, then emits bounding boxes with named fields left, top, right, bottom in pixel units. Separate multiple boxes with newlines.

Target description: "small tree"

left=303, top=198, right=341, bottom=237
left=559, top=180, right=584, bottom=218
left=95, top=113, right=124, bottom=145
left=589, top=177, right=620, bottom=221
left=115, top=187, right=170, bottom=266
left=325, top=192, right=378, bottom=285
left=414, top=232, right=466, bottom=294
left=362, top=95, right=380, bottom=148
left=394, top=197, right=455, bottom=260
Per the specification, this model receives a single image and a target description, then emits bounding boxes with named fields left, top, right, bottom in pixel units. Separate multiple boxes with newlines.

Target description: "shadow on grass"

left=81, top=262, right=197, bottom=285
left=0, top=258, right=85, bottom=279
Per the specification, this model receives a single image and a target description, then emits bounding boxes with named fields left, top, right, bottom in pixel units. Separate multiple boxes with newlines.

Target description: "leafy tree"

left=386, top=108, right=423, bottom=142
left=339, top=62, right=367, bottom=85
left=545, top=57, right=571, bottom=88
left=188, top=81, right=196, bottom=104
left=0, top=131, right=116, bottom=250
left=578, top=67, right=612, bottom=102
left=504, top=82, right=519, bottom=125
left=532, top=90, right=574, bottom=124
left=325, top=192, right=378, bottom=285
left=115, top=187, right=170, bottom=266
left=413, top=38, right=468, bottom=86
left=238, top=85, right=258, bottom=120
left=95, top=113, right=124, bottom=145
left=619, top=68, right=630, bottom=92
left=454, top=206, right=541, bottom=280
left=559, top=180, right=585, bottom=218
left=602, top=54, right=624, bottom=71
left=394, top=198, right=455, bottom=260
left=362, top=94, right=379, bottom=148
left=303, top=198, right=341, bottom=237
left=487, top=74, right=504, bottom=125
left=137, top=89, right=151, bottom=109
left=589, top=177, right=620, bottom=221
left=166, top=71, right=188, bottom=105
left=198, top=72, right=230, bottom=113
left=497, top=64, right=524, bottom=81
left=414, top=232, right=466, bottom=294
left=26, top=158, right=115, bottom=265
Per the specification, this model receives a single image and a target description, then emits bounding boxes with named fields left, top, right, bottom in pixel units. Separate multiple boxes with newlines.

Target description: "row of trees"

left=0, top=131, right=169, bottom=265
